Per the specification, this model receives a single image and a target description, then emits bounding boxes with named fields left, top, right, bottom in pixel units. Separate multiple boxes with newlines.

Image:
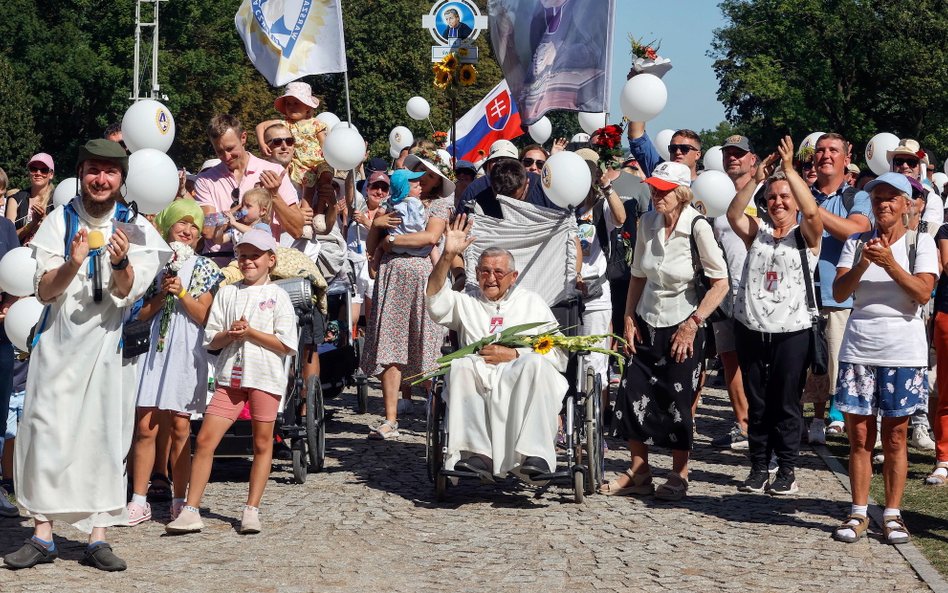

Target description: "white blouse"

left=630, top=206, right=728, bottom=328
left=734, top=222, right=818, bottom=333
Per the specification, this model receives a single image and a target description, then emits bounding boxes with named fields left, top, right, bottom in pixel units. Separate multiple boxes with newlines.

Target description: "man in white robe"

left=4, top=140, right=169, bottom=571
left=426, top=215, right=568, bottom=479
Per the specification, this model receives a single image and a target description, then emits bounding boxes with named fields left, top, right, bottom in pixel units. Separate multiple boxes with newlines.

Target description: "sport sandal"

left=368, top=419, right=399, bottom=440
left=599, top=468, right=654, bottom=496
left=882, top=515, right=910, bottom=545
left=832, top=514, right=869, bottom=543
left=924, top=462, right=948, bottom=486
left=654, top=473, right=688, bottom=501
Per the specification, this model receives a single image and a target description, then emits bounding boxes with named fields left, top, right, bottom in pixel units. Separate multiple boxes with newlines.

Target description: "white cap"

left=487, top=139, right=518, bottom=161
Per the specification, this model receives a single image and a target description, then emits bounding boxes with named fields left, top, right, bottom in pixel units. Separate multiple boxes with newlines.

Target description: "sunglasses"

left=801, top=162, right=814, bottom=171
left=893, top=157, right=920, bottom=168
left=521, top=157, right=545, bottom=168
left=668, top=144, right=699, bottom=154
left=28, top=165, right=50, bottom=174
left=231, top=187, right=240, bottom=208
left=267, top=136, right=295, bottom=148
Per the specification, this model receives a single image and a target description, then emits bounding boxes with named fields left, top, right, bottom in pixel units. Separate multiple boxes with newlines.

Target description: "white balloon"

left=943, top=157, right=948, bottom=176
left=390, top=145, right=401, bottom=159
left=578, top=112, right=606, bottom=135
left=389, top=126, right=414, bottom=151
left=540, top=151, right=592, bottom=209
left=52, top=177, right=80, bottom=208
left=691, top=170, right=736, bottom=218
left=323, top=127, right=366, bottom=171
left=933, top=172, right=948, bottom=194
left=529, top=116, right=553, bottom=144
left=620, top=74, right=668, bottom=122
left=332, top=121, right=359, bottom=135
left=436, top=149, right=453, bottom=167
left=126, top=148, right=180, bottom=215
left=5, top=296, right=44, bottom=352
left=0, top=247, right=37, bottom=297
left=571, top=133, right=590, bottom=144
left=316, top=112, right=341, bottom=129
left=406, top=96, right=431, bottom=121
left=653, top=129, right=676, bottom=162
left=703, top=146, right=725, bottom=172
left=865, top=132, right=900, bottom=176
left=121, top=99, right=175, bottom=153
left=800, top=131, right=825, bottom=153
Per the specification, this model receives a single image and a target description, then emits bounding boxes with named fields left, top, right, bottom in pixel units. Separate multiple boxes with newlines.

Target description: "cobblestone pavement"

left=0, top=383, right=935, bottom=593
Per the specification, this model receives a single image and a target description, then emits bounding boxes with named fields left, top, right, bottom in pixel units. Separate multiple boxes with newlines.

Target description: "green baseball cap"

left=76, top=139, right=129, bottom=176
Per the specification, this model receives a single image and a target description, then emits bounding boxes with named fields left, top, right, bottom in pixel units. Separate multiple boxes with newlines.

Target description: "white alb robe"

left=426, top=282, right=568, bottom=476
left=16, top=198, right=170, bottom=532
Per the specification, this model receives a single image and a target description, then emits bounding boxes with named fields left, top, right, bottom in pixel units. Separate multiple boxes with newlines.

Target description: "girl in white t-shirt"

left=166, top=229, right=298, bottom=536
left=831, top=173, right=938, bottom=546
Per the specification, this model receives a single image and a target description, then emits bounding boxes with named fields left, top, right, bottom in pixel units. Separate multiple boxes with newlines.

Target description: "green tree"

left=710, top=0, right=948, bottom=161
left=0, top=54, right=40, bottom=189
left=698, top=121, right=745, bottom=151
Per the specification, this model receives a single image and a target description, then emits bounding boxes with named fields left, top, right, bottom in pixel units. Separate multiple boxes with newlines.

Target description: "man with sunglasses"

left=627, top=120, right=703, bottom=182
left=888, top=139, right=944, bottom=229
left=426, top=217, right=568, bottom=480
left=194, top=114, right=304, bottom=256
left=520, top=144, right=549, bottom=175
left=262, top=123, right=295, bottom=170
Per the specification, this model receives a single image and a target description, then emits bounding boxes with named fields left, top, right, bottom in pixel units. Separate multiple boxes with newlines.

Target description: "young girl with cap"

left=255, top=81, right=329, bottom=192
left=166, top=229, right=297, bottom=536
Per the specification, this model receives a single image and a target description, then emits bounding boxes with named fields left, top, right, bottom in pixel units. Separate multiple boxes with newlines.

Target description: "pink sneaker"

left=170, top=500, right=185, bottom=521
left=126, top=501, right=152, bottom=526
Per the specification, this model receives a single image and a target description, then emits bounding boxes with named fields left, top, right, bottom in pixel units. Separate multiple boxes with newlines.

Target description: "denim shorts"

left=833, top=363, right=928, bottom=418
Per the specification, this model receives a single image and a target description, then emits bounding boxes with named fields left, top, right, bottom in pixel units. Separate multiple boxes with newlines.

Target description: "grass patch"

left=823, top=437, right=948, bottom=577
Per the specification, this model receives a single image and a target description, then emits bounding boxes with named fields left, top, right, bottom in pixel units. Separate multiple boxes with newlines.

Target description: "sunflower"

left=459, top=64, right=477, bottom=86
left=433, top=68, right=452, bottom=90
left=532, top=335, right=554, bottom=355
left=441, top=52, right=459, bottom=72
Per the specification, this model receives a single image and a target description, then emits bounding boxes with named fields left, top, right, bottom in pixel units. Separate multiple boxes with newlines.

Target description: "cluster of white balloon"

left=0, top=247, right=42, bottom=352
left=313, top=111, right=367, bottom=171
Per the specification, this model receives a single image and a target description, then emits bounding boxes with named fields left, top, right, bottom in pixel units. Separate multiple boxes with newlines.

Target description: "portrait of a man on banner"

left=489, top=0, right=615, bottom=125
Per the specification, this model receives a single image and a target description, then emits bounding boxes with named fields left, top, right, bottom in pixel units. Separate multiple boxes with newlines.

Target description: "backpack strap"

left=689, top=215, right=704, bottom=277
left=62, top=200, right=81, bottom=259
left=794, top=227, right=818, bottom=318
left=906, top=228, right=918, bottom=274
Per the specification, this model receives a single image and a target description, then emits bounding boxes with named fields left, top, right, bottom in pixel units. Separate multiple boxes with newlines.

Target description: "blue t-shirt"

left=813, top=184, right=873, bottom=308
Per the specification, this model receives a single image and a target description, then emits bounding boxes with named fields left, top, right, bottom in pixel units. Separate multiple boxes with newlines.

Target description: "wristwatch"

left=387, top=235, right=396, bottom=245
left=111, top=256, right=130, bottom=270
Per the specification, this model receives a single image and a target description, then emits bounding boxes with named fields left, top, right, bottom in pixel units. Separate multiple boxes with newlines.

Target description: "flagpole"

left=343, top=70, right=353, bottom=126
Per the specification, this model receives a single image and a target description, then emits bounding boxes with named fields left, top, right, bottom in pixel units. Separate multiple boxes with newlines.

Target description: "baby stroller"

left=317, top=261, right=369, bottom=412
left=425, top=197, right=605, bottom=502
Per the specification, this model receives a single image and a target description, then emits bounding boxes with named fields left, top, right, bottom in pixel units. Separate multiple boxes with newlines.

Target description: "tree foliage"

left=711, top=0, right=948, bottom=163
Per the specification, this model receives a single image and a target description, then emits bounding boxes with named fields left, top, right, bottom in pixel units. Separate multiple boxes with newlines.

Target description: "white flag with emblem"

left=235, top=0, right=347, bottom=86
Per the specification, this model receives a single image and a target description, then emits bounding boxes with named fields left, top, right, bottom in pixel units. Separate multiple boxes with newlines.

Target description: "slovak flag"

left=446, top=80, right=524, bottom=163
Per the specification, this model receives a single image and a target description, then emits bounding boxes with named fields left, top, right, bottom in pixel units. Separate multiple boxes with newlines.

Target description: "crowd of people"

left=0, top=77, right=947, bottom=570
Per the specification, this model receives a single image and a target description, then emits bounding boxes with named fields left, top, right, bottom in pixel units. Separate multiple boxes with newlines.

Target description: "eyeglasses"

left=521, top=157, right=545, bottom=169
left=668, top=144, right=699, bottom=154
left=893, top=157, right=920, bottom=168
left=28, top=166, right=50, bottom=174
left=476, top=268, right=514, bottom=280
left=266, top=136, right=295, bottom=148
left=801, top=162, right=814, bottom=171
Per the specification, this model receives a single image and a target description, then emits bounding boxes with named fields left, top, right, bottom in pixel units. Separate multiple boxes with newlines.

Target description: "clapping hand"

left=776, top=135, right=796, bottom=172
left=862, top=236, right=896, bottom=271
left=228, top=316, right=251, bottom=341
left=754, top=153, right=780, bottom=183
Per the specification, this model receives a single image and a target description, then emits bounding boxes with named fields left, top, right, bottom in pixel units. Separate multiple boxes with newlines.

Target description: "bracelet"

left=689, top=313, right=705, bottom=327
left=177, top=288, right=187, bottom=299
left=110, top=256, right=129, bottom=270
left=599, top=184, right=613, bottom=192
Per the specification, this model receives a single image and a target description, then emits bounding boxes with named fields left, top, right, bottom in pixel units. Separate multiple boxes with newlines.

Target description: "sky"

left=606, top=1, right=727, bottom=136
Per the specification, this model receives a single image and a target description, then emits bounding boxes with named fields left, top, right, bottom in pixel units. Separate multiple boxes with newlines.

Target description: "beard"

left=81, top=186, right=120, bottom=218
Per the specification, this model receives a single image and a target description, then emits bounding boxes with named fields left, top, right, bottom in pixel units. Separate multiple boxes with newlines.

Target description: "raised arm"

left=777, top=136, right=823, bottom=250
left=427, top=215, right=475, bottom=296
left=255, top=119, right=282, bottom=157
left=728, top=154, right=775, bottom=247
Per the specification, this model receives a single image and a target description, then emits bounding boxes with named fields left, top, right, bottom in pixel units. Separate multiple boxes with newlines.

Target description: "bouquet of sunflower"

left=409, top=322, right=625, bottom=385
left=432, top=50, right=478, bottom=91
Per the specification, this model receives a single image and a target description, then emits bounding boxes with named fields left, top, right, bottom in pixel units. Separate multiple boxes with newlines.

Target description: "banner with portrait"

left=488, top=0, right=615, bottom=125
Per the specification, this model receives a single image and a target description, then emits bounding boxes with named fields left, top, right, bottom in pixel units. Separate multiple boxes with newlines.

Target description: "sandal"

left=146, top=473, right=172, bottom=502
left=368, top=419, right=399, bottom=440
left=832, top=514, right=869, bottom=543
left=654, top=473, right=688, bottom=501
left=599, top=468, right=654, bottom=496
left=924, top=462, right=948, bottom=486
left=882, top=515, right=911, bottom=545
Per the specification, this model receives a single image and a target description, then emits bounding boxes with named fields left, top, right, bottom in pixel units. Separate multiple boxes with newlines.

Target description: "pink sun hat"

left=274, top=81, right=320, bottom=114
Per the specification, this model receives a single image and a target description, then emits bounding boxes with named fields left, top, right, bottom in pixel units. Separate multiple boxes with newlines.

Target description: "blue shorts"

left=833, top=363, right=928, bottom=418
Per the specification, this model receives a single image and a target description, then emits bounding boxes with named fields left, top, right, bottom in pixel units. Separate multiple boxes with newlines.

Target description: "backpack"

left=689, top=215, right=732, bottom=322
left=595, top=198, right=639, bottom=281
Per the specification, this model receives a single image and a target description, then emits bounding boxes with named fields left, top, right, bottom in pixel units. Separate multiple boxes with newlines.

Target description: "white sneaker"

left=826, top=420, right=845, bottom=435
left=396, top=398, right=412, bottom=416
left=808, top=419, right=826, bottom=445
left=910, top=426, right=936, bottom=451
left=0, top=487, right=19, bottom=518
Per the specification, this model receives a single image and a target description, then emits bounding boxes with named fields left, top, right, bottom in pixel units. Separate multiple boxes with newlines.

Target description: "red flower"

left=645, top=47, right=657, bottom=60
left=621, top=231, right=632, bottom=240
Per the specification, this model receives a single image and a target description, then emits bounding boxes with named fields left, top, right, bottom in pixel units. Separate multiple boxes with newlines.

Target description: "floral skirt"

left=833, top=363, right=928, bottom=418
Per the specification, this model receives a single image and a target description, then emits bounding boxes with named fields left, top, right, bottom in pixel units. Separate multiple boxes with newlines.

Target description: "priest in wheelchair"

left=425, top=215, right=569, bottom=482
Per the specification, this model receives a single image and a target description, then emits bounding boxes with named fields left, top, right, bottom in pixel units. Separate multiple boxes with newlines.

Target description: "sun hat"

left=274, top=81, right=320, bottom=114
left=27, top=152, right=54, bottom=172
left=575, top=148, right=601, bottom=165
left=76, top=139, right=128, bottom=176
left=236, top=228, right=278, bottom=253
left=846, top=163, right=860, bottom=175
left=643, top=161, right=692, bottom=191
left=886, top=139, right=928, bottom=165
left=403, top=154, right=456, bottom=197
left=486, top=139, right=518, bottom=161
left=389, top=169, right=425, bottom=205
left=864, top=172, right=912, bottom=197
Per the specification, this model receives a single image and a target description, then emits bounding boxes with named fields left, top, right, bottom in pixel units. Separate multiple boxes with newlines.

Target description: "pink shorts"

left=205, top=386, right=281, bottom=422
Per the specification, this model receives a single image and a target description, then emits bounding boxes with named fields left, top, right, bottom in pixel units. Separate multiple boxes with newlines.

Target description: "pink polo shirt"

left=194, top=152, right=299, bottom=245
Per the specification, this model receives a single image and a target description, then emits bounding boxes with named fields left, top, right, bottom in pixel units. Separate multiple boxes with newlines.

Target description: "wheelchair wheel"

left=583, top=368, right=603, bottom=496
left=356, top=382, right=368, bottom=414
left=305, top=375, right=326, bottom=473
left=292, top=445, right=308, bottom=484
left=426, top=384, right=445, bottom=483
left=572, top=469, right=585, bottom=503
left=435, top=472, right=448, bottom=502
